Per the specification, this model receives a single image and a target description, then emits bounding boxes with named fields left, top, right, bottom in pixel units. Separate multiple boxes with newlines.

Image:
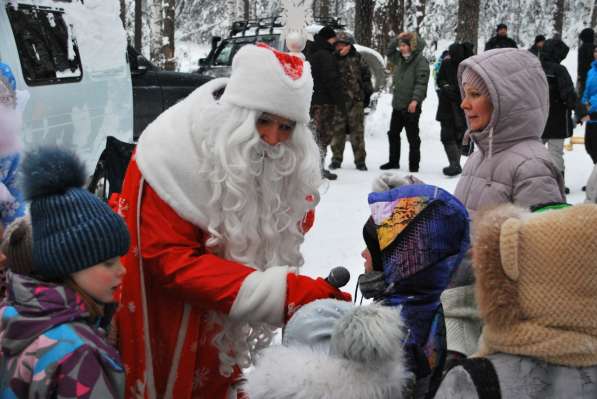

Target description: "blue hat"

left=0, top=63, right=16, bottom=92
left=20, top=147, right=130, bottom=278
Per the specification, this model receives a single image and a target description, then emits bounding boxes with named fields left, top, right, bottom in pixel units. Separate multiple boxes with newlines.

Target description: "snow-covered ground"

left=300, top=47, right=593, bottom=299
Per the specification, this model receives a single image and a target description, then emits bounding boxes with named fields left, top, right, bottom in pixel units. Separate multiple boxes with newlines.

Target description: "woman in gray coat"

left=441, top=48, right=566, bottom=364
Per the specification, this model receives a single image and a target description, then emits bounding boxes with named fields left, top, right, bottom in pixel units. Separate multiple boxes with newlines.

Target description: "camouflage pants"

left=331, top=101, right=366, bottom=165
left=310, top=104, right=338, bottom=159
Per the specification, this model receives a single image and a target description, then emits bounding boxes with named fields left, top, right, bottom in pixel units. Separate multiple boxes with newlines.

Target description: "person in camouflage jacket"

left=382, top=32, right=430, bottom=172
left=329, top=32, right=373, bottom=171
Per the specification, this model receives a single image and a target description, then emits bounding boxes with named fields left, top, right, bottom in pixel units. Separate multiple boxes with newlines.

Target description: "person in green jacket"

left=381, top=32, right=430, bottom=172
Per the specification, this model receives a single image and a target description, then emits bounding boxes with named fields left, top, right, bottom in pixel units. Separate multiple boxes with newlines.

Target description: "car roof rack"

left=313, top=17, right=346, bottom=30
left=230, top=16, right=283, bottom=37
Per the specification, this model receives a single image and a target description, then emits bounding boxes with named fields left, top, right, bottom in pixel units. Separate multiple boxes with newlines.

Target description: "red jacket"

left=114, top=156, right=348, bottom=399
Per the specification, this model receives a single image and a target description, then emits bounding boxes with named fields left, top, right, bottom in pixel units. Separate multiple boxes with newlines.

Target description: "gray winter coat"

left=435, top=353, right=597, bottom=399
left=454, top=48, right=565, bottom=215
left=442, top=49, right=565, bottom=359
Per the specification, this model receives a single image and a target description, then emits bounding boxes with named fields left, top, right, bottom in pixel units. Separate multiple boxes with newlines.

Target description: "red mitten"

left=284, top=273, right=351, bottom=322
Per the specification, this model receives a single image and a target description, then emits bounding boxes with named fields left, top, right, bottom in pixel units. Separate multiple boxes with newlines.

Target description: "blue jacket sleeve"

left=0, top=153, right=25, bottom=228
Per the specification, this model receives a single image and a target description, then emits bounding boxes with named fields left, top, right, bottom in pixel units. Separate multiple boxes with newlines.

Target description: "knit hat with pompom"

left=20, top=147, right=130, bottom=279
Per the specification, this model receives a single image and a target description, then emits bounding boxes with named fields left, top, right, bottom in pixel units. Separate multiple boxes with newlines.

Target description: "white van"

left=0, top=0, right=133, bottom=189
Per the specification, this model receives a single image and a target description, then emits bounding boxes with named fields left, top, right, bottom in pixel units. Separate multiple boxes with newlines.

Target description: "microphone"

left=325, top=266, right=350, bottom=288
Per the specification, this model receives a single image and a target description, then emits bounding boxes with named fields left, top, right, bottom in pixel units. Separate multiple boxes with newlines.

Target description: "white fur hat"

left=220, top=44, right=313, bottom=123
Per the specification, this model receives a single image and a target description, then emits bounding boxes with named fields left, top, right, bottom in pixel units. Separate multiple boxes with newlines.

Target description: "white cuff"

left=229, top=266, right=289, bottom=327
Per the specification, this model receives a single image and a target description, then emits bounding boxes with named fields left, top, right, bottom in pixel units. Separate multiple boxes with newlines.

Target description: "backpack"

left=445, top=357, right=502, bottom=399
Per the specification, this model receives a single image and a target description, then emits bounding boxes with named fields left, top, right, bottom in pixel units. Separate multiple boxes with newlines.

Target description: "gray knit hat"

left=461, top=67, right=490, bottom=98
left=20, top=147, right=130, bottom=279
left=1, top=217, right=32, bottom=276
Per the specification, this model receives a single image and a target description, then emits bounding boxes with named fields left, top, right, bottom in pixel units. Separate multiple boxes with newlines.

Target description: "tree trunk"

left=134, top=0, right=143, bottom=51
left=119, top=0, right=126, bottom=28
left=163, top=0, right=176, bottom=70
left=592, top=0, right=597, bottom=29
left=414, top=0, right=426, bottom=33
left=456, top=0, right=480, bottom=53
left=391, top=0, right=404, bottom=34
left=355, top=0, right=375, bottom=47
left=553, top=0, right=565, bottom=34
left=404, top=0, right=413, bottom=31
left=150, top=0, right=162, bottom=65
left=243, top=0, right=250, bottom=20
left=313, top=0, right=331, bottom=19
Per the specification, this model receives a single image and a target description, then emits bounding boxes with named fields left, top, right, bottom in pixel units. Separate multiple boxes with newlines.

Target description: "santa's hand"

left=285, top=274, right=351, bottom=322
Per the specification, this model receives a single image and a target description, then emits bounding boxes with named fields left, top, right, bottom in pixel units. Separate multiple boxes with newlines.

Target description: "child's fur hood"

left=472, top=204, right=528, bottom=327
left=242, top=345, right=408, bottom=399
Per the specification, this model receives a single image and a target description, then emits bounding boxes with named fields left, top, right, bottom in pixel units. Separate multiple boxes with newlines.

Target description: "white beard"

left=194, top=103, right=321, bottom=271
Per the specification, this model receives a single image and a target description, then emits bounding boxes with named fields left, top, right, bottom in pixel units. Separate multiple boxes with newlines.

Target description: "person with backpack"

left=435, top=203, right=597, bottom=399
left=540, top=38, right=576, bottom=194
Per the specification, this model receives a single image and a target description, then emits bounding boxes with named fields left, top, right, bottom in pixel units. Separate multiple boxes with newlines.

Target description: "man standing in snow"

left=381, top=32, right=430, bottom=172
left=484, top=24, right=518, bottom=51
left=114, top=44, right=350, bottom=399
left=306, top=26, right=345, bottom=180
left=329, top=32, right=373, bottom=172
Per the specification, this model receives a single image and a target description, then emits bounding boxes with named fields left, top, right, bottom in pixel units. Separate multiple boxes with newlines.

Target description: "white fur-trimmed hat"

left=220, top=44, right=313, bottom=123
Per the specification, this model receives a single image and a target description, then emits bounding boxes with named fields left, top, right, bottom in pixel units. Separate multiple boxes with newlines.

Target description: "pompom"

left=20, top=147, right=87, bottom=200
left=330, top=303, right=405, bottom=365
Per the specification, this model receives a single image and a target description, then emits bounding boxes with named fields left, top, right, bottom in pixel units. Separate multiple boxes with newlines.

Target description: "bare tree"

left=553, top=0, right=565, bottom=34
left=355, top=0, right=375, bottom=47
left=163, top=0, right=176, bottom=70
left=456, top=0, right=480, bottom=52
left=150, top=0, right=161, bottom=63
left=373, top=0, right=403, bottom=53
left=134, top=0, right=143, bottom=51
left=592, top=0, right=597, bottom=28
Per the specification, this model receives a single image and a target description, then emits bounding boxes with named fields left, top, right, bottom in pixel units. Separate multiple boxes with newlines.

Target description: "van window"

left=6, top=4, right=82, bottom=86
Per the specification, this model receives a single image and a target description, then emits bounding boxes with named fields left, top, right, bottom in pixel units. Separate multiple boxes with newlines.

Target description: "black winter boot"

left=442, top=143, right=462, bottom=177
left=381, top=132, right=400, bottom=170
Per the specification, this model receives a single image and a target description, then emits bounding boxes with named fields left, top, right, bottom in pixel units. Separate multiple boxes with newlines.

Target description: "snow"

left=61, top=0, right=128, bottom=72
left=300, top=47, right=593, bottom=300
left=176, top=41, right=210, bottom=72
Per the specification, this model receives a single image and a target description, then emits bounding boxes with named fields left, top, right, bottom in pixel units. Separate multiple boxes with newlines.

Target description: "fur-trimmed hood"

left=473, top=203, right=597, bottom=367
left=242, top=345, right=408, bottom=399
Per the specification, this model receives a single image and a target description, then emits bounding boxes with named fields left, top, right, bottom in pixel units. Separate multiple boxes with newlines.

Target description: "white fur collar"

left=135, top=78, right=229, bottom=231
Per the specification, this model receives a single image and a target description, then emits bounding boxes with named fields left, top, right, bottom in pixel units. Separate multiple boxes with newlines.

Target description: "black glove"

left=364, top=93, right=371, bottom=108
left=461, top=141, right=474, bottom=157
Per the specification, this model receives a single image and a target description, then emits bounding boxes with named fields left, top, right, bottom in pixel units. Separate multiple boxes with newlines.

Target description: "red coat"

left=114, top=156, right=346, bottom=399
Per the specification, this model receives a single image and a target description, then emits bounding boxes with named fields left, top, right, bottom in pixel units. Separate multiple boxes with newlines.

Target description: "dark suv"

left=128, top=46, right=212, bottom=140
left=198, top=18, right=386, bottom=93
